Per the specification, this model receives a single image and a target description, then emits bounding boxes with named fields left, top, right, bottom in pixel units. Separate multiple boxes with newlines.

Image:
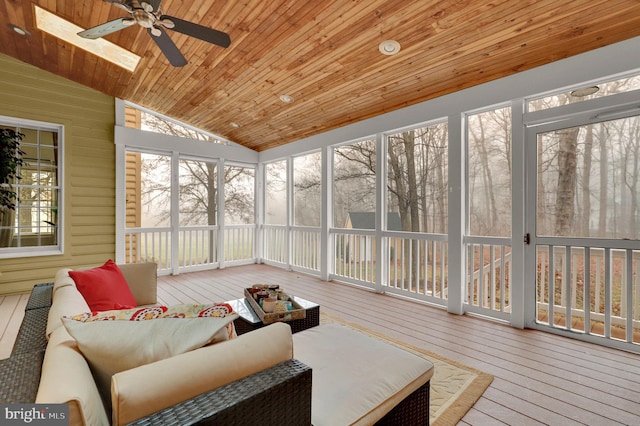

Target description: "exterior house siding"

left=0, top=53, right=115, bottom=294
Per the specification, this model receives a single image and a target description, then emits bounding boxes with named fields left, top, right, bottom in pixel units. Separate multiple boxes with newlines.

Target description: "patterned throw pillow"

left=69, top=303, right=235, bottom=322
left=62, top=303, right=238, bottom=408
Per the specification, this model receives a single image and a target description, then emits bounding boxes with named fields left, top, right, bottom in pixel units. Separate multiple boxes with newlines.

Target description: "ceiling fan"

left=77, top=0, right=231, bottom=67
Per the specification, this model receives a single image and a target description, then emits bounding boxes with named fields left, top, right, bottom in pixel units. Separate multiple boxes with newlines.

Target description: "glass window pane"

left=265, top=160, right=287, bottom=225
left=467, top=107, right=512, bottom=237
left=139, top=153, right=171, bottom=228
left=224, top=165, right=255, bottom=225
left=1, top=122, right=60, bottom=251
left=293, top=152, right=321, bottom=227
left=537, top=116, right=640, bottom=238
left=126, top=105, right=226, bottom=145
left=528, top=74, right=640, bottom=112
left=334, top=139, right=376, bottom=228
left=387, top=122, right=448, bottom=234
left=179, top=159, right=217, bottom=226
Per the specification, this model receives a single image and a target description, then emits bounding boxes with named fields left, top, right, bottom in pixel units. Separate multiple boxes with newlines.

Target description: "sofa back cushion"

left=111, top=322, right=294, bottom=425
left=62, top=305, right=238, bottom=413
left=46, top=284, right=91, bottom=339
left=118, top=262, right=157, bottom=305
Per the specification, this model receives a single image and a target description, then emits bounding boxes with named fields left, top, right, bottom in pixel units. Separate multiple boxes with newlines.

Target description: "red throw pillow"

left=69, top=260, right=137, bottom=312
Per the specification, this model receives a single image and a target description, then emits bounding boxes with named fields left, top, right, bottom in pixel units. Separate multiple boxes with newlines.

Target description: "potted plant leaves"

left=0, top=128, right=25, bottom=247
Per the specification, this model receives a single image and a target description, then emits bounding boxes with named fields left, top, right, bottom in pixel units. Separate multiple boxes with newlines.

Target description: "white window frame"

left=0, top=115, right=64, bottom=259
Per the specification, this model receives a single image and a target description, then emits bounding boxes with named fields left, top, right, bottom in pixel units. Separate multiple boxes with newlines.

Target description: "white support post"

left=287, top=156, right=294, bottom=270
left=218, top=159, right=226, bottom=269
left=375, top=133, right=386, bottom=294
left=447, top=113, right=465, bottom=315
left=114, top=99, right=126, bottom=264
left=320, top=146, right=331, bottom=281
left=511, top=99, right=527, bottom=328
left=170, top=151, right=180, bottom=275
left=256, top=162, right=265, bottom=264
left=114, top=144, right=126, bottom=264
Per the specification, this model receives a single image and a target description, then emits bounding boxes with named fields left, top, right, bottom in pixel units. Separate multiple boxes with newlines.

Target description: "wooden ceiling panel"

left=2, top=0, right=640, bottom=151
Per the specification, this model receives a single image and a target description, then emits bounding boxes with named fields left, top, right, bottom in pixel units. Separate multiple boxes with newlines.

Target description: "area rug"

left=320, top=313, right=493, bottom=425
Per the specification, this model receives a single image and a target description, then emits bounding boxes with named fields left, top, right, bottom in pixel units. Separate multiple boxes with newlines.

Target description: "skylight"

left=34, top=6, right=141, bottom=72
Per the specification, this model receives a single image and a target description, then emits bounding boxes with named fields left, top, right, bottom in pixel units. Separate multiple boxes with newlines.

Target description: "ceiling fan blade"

left=78, top=18, right=132, bottom=39
left=161, top=15, right=231, bottom=48
left=148, top=27, right=187, bottom=67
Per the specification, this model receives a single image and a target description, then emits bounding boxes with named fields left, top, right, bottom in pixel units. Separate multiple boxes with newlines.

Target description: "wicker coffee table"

left=228, top=295, right=320, bottom=336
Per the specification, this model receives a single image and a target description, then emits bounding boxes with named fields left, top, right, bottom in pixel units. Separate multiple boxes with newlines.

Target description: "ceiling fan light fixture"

left=132, top=9, right=154, bottom=28
left=379, top=39, right=401, bottom=55
left=8, top=24, right=31, bottom=37
left=160, top=18, right=175, bottom=29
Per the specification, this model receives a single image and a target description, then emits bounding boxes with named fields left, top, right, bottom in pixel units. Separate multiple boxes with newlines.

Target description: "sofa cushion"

left=46, top=284, right=91, bottom=339
left=118, top=262, right=157, bottom=305
left=52, top=267, right=76, bottom=293
left=293, top=323, right=434, bottom=426
left=62, top=306, right=239, bottom=408
left=111, top=322, right=294, bottom=425
left=36, top=326, right=110, bottom=426
left=68, top=260, right=137, bottom=311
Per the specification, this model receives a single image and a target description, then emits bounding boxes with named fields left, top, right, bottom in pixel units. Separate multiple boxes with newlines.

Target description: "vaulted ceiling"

left=2, top=1, right=640, bottom=151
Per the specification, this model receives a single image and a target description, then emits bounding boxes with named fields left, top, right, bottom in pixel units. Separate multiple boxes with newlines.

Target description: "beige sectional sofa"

left=17, top=262, right=433, bottom=425
left=36, top=263, right=306, bottom=425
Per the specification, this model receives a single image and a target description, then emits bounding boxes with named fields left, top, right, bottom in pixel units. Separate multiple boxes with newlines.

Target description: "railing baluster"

left=626, top=249, right=633, bottom=342
left=604, top=248, right=611, bottom=339
left=565, top=245, right=572, bottom=330
left=548, top=245, right=555, bottom=327
left=584, top=247, right=591, bottom=335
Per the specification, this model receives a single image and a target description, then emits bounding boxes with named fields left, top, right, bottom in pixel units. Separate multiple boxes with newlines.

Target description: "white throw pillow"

left=62, top=304, right=238, bottom=409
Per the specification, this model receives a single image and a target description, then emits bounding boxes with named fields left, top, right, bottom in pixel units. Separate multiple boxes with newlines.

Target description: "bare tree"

left=554, top=126, right=580, bottom=235
left=139, top=114, right=255, bottom=227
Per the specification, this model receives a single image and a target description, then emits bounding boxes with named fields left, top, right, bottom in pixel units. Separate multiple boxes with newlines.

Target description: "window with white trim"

left=0, top=117, right=62, bottom=257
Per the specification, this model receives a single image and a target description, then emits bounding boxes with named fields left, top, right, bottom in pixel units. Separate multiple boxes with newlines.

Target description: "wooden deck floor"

left=2, top=264, right=639, bottom=425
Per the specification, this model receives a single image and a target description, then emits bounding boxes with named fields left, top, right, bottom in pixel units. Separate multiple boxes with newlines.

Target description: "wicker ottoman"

left=293, top=323, right=433, bottom=425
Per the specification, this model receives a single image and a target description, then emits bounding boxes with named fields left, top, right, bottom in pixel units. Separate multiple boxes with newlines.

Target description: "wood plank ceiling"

left=2, top=0, right=640, bottom=152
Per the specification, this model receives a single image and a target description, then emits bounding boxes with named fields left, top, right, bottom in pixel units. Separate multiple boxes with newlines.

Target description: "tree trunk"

left=598, top=126, right=608, bottom=236
left=388, top=139, right=410, bottom=231
left=403, top=132, right=420, bottom=288
left=554, top=127, right=580, bottom=236
left=476, top=119, right=499, bottom=232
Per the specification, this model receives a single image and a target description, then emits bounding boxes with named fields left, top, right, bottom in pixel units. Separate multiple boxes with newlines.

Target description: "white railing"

left=262, top=225, right=288, bottom=265
left=223, top=225, right=256, bottom=264
left=536, top=243, right=640, bottom=343
left=332, top=229, right=376, bottom=287
left=384, top=232, right=448, bottom=306
left=124, top=227, right=172, bottom=273
left=465, top=237, right=512, bottom=320
left=178, top=226, right=218, bottom=269
left=291, top=227, right=321, bottom=272
left=124, top=224, right=255, bottom=272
